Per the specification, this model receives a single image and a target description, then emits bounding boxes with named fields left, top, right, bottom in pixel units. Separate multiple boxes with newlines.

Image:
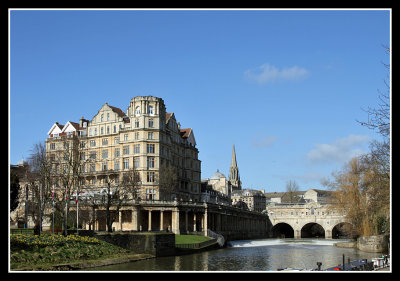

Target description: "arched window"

left=148, top=105, right=153, bottom=115
left=135, top=106, right=141, bottom=116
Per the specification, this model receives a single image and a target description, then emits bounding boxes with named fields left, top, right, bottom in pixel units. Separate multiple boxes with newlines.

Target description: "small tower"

left=229, top=144, right=242, bottom=191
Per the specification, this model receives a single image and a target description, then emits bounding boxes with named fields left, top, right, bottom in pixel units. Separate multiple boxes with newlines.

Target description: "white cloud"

left=252, top=135, right=277, bottom=148
left=306, top=134, right=371, bottom=164
left=244, top=63, right=309, bottom=84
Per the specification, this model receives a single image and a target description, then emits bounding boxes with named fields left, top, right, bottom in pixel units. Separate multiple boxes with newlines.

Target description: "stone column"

left=131, top=207, right=138, bottom=231
left=325, top=229, right=332, bottom=239
left=193, top=213, right=197, bottom=232
left=172, top=209, right=180, bottom=234
left=148, top=210, right=152, bottom=232
left=203, top=210, right=208, bottom=236
left=160, top=210, right=164, bottom=231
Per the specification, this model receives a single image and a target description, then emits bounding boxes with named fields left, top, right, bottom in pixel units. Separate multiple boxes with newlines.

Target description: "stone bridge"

left=266, top=202, right=351, bottom=239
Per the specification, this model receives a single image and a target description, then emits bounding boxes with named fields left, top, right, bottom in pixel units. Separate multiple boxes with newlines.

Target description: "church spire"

left=229, top=144, right=241, bottom=190
left=231, top=144, right=237, bottom=168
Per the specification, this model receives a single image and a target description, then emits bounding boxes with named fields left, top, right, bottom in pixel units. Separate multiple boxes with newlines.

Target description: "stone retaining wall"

left=95, top=232, right=176, bottom=257
left=357, top=235, right=389, bottom=253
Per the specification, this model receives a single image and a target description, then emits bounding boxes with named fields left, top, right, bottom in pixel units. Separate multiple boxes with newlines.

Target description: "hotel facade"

left=46, top=96, right=201, bottom=203
left=43, top=96, right=208, bottom=232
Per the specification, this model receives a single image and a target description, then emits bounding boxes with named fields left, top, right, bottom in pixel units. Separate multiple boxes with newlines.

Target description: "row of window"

left=271, top=210, right=337, bottom=216
left=85, top=132, right=155, bottom=148
left=89, top=119, right=156, bottom=137
left=135, top=105, right=154, bottom=116
left=80, top=144, right=156, bottom=160
left=81, top=171, right=156, bottom=185
left=81, top=156, right=156, bottom=171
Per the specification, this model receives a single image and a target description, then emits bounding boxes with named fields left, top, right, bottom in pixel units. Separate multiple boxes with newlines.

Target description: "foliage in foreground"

left=10, top=233, right=129, bottom=270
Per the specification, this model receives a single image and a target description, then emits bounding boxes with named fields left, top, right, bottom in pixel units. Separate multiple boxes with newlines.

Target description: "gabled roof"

left=47, top=122, right=64, bottom=135
left=306, top=189, right=334, bottom=195
left=179, top=128, right=192, bottom=138
left=61, top=121, right=85, bottom=133
left=165, top=112, right=174, bottom=124
left=108, top=105, right=127, bottom=118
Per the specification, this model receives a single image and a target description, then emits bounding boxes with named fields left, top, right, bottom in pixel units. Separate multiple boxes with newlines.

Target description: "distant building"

left=303, top=189, right=333, bottom=204
left=200, top=180, right=231, bottom=206
left=265, top=189, right=334, bottom=205
left=231, top=189, right=266, bottom=213
left=200, top=144, right=242, bottom=205
left=265, top=191, right=306, bottom=204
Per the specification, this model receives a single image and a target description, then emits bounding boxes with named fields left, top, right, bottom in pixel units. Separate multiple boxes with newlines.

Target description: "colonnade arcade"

left=78, top=200, right=270, bottom=237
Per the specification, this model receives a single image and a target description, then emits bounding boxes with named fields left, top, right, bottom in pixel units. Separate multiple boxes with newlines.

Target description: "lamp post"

left=39, top=183, right=42, bottom=235
left=64, top=186, right=68, bottom=236
left=52, top=185, right=55, bottom=234
left=25, top=184, right=28, bottom=229
left=76, top=189, right=79, bottom=235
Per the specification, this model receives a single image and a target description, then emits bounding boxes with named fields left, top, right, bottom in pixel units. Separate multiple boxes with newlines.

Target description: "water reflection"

left=81, top=238, right=384, bottom=271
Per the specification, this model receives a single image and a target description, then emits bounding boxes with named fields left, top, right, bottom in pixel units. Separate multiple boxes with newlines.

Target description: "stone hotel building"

left=46, top=96, right=201, bottom=203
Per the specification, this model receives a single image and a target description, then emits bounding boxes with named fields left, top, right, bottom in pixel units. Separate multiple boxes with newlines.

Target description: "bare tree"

left=324, top=46, right=391, bottom=237
left=157, top=165, right=179, bottom=201
left=327, top=155, right=390, bottom=236
left=285, top=180, right=300, bottom=203
left=357, top=46, right=390, bottom=140
left=27, top=142, right=55, bottom=233
left=97, top=167, right=141, bottom=232
left=51, top=136, right=87, bottom=235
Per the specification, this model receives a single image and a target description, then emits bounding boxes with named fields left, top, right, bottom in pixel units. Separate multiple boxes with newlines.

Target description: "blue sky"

left=9, top=9, right=391, bottom=192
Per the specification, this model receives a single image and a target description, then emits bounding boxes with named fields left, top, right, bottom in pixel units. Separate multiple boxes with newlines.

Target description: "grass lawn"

left=175, top=234, right=211, bottom=245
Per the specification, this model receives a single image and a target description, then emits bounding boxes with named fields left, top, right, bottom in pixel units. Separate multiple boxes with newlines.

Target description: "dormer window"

left=135, top=106, right=141, bottom=116
left=101, top=114, right=104, bottom=122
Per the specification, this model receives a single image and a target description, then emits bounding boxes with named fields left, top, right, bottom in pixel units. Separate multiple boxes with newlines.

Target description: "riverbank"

left=13, top=252, right=155, bottom=271
left=333, top=234, right=389, bottom=253
left=10, top=233, right=217, bottom=271
left=10, top=233, right=155, bottom=271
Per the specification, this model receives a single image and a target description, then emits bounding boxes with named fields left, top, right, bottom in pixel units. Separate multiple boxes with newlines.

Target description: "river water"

left=82, top=238, right=384, bottom=271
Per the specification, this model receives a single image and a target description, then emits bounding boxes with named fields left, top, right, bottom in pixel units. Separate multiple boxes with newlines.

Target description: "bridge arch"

left=300, top=222, right=325, bottom=238
left=332, top=222, right=355, bottom=239
left=271, top=222, right=294, bottom=238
